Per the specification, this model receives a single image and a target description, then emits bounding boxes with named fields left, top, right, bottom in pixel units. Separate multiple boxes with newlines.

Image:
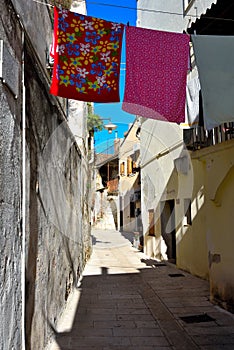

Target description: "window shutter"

left=127, top=157, right=133, bottom=175
left=120, top=162, right=125, bottom=176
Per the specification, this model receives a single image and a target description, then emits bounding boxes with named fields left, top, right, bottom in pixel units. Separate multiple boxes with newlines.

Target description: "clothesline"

left=34, top=0, right=53, bottom=7
left=87, top=1, right=234, bottom=23
left=32, top=0, right=234, bottom=24
left=49, top=6, right=234, bottom=131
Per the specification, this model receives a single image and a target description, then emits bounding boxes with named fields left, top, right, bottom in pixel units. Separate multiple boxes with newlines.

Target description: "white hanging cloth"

left=192, top=35, right=234, bottom=130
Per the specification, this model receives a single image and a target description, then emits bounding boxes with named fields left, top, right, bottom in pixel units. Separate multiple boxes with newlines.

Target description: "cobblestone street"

left=48, top=229, right=234, bottom=350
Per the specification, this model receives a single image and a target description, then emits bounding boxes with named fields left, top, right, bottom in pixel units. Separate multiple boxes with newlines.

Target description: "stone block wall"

left=0, top=1, right=23, bottom=349
left=0, top=1, right=92, bottom=349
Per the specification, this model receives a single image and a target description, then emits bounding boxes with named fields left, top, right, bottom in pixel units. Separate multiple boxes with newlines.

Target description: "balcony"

left=107, top=178, right=119, bottom=195
left=184, top=122, right=234, bottom=151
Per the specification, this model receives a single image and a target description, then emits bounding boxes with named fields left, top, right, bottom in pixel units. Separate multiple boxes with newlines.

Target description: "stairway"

left=94, top=197, right=116, bottom=230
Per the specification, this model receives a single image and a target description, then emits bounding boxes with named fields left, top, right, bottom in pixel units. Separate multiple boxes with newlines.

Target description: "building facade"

left=118, top=119, right=142, bottom=237
left=137, top=0, right=234, bottom=312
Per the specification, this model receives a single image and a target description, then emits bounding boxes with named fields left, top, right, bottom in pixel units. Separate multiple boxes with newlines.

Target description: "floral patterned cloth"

left=122, top=26, right=190, bottom=123
left=50, top=7, right=124, bottom=102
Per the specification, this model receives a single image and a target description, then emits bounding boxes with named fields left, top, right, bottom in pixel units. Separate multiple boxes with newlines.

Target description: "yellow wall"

left=204, top=141, right=234, bottom=311
left=140, top=117, right=234, bottom=310
left=176, top=139, right=234, bottom=311
left=176, top=159, right=209, bottom=279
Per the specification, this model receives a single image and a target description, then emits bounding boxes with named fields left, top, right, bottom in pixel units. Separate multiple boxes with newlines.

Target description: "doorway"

left=120, top=210, right=123, bottom=231
left=160, top=200, right=176, bottom=263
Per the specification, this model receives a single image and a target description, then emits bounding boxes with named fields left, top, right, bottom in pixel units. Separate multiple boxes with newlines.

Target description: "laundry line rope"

left=32, top=0, right=234, bottom=24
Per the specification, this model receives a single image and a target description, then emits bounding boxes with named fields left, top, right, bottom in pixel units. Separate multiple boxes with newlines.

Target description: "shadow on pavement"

left=50, top=260, right=234, bottom=350
left=120, top=231, right=134, bottom=244
left=53, top=265, right=167, bottom=349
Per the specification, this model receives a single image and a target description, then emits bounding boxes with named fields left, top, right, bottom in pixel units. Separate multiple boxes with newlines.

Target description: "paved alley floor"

left=48, top=228, right=234, bottom=350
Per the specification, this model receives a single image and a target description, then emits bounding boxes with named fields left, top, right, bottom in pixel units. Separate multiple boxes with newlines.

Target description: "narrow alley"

left=48, top=229, right=234, bottom=350
left=2, top=1, right=234, bottom=349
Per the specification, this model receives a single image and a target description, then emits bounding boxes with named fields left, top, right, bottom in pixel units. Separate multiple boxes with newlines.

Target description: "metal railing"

left=183, top=122, right=234, bottom=151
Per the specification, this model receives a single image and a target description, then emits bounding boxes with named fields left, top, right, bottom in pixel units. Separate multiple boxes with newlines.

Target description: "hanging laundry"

left=192, top=35, right=234, bottom=130
left=180, top=75, right=200, bottom=129
left=50, top=7, right=124, bottom=102
left=122, top=26, right=190, bottom=123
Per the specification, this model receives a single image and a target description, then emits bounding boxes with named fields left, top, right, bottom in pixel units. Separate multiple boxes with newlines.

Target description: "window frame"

left=184, top=198, right=192, bottom=226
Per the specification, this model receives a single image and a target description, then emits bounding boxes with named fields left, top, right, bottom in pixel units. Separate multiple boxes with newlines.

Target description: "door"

left=120, top=210, right=123, bottom=231
left=160, top=200, right=176, bottom=263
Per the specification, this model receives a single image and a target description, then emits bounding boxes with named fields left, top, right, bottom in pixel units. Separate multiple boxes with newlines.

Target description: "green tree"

left=87, top=113, right=104, bottom=135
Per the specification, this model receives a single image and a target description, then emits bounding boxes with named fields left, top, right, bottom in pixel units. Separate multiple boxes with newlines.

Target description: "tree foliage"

left=87, top=113, right=104, bottom=133
left=49, top=0, right=72, bottom=9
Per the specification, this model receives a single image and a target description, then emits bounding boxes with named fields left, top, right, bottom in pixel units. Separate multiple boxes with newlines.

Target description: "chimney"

left=114, top=138, right=120, bottom=154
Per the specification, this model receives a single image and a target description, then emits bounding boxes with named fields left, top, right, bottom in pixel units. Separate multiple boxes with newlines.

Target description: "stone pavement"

left=48, top=228, right=234, bottom=350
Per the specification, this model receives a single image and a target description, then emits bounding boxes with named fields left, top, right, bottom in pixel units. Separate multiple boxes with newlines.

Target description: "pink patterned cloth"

left=122, top=26, right=190, bottom=123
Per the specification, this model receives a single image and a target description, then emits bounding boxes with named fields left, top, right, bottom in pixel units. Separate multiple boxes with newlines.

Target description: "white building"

left=118, top=119, right=142, bottom=236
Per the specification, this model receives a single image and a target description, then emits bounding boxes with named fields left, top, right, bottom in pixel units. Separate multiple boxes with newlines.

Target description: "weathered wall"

left=11, top=0, right=53, bottom=68
left=1, top=1, right=91, bottom=349
left=0, top=1, right=23, bottom=349
left=0, top=79, right=23, bottom=350
left=24, top=22, right=91, bottom=350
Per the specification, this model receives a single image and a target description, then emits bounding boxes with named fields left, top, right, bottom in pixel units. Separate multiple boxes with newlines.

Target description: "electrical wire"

left=87, top=1, right=193, bottom=17
left=33, top=0, right=53, bottom=7
left=32, top=0, right=234, bottom=23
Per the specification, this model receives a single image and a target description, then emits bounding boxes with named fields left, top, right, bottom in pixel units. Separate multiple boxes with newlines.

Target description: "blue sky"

left=86, top=0, right=136, bottom=149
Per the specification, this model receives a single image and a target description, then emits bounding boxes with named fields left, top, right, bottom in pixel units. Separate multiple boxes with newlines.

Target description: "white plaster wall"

left=137, top=0, right=194, bottom=258
left=118, top=121, right=140, bottom=232
left=137, top=0, right=217, bottom=32
left=137, top=0, right=185, bottom=32
left=140, top=119, right=184, bottom=239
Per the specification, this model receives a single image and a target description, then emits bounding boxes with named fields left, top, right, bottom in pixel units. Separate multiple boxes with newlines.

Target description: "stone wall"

left=11, top=0, right=53, bottom=68
left=0, top=1, right=23, bottom=349
left=0, top=1, right=92, bottom=349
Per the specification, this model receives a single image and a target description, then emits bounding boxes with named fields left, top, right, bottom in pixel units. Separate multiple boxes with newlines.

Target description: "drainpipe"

left=21, top=27, right=26, bottom=350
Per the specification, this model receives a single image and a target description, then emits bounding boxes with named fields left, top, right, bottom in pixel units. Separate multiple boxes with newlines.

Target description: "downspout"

left=21, top=27, right=26, bottom=350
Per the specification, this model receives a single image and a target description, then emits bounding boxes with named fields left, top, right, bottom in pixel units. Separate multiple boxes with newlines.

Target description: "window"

left=127, top=157, right=133, bottom=175
left=148, top=209, right=155, bottom=236
left=184, top=199, right=192, bottom=225
left=130, top=201, right=135, bottom=218
left=120, top=162, right=125, bottom=176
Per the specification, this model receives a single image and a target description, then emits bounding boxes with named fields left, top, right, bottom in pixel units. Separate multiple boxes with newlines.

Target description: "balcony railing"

left=107, top=178, right=119, bottom=195
left=184, top=122, right=234, bottom=151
